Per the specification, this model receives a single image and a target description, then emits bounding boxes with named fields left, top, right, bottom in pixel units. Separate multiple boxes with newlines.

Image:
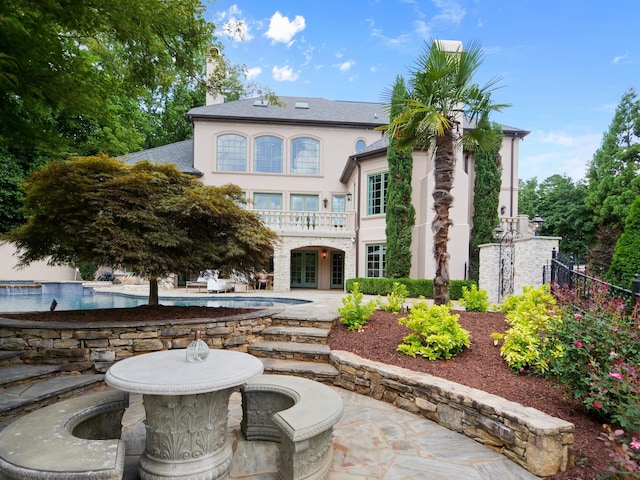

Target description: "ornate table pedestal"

left=105, top=349, right=263, bottom=480
left=139, top=388, right=235, bottom=480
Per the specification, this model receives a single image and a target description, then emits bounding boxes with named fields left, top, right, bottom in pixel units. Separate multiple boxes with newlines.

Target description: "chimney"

left=206, top=47, right=225, bottom=106
left=435, top=39, right=463, bottom=54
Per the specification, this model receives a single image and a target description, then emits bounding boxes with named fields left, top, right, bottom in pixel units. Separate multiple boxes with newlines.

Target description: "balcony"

left=257, top=210, right=355, bottom=234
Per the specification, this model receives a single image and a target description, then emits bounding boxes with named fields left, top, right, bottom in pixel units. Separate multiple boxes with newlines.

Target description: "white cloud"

left=246, top=67, right=262, bottom=79
left=272, top=65, right=299, bottom=82
left=432, top=0, right=465, bottom=24
left=336, top=60, right=356, bottom=72
left=265, top=11, right=306, bottom=46
left=217, top=5, right=253, bottom=42
left=519, top=130, right=602, bottom=181
left=612, top=52, right=629, bottom=64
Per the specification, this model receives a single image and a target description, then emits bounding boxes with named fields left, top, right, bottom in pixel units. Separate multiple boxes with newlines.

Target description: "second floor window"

left=367, top=172, right=388, bottom=215
left=290, top=194, right=319, bottom=211
left=217, top=134, right=246, bottom=171
left=291, top=137, right=319, bottom=175
left=253, top=192, right=282, bottom=210
left=254, top=135, right=283, bottom=173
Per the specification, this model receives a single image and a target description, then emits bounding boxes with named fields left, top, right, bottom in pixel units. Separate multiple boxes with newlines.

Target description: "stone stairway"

left=0, top=352, right=104, bottom=428
left=248, top=310, right=340, bottom=382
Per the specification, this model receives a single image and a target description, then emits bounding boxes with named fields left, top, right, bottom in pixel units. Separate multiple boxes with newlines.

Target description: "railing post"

left=550, top=248, right=557, bottom=285
left=633, top=273, right=640, bottom=310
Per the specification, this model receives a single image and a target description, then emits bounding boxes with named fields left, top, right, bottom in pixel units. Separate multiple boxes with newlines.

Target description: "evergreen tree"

left=385, top=76, right=416, bottom=278
left=607, top=195, right=640, bottom=288
left=469, top=122, right=503, bottom=281
left=585, top=88, right=640, bottom=272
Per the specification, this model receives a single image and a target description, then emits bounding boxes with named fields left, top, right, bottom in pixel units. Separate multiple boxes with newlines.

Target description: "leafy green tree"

left=469, top=122, right=503, bottom=281
left=536, top=175, right=592, bottom=258
left=608, top=195, right=640, bottom=288
left=385, top=76, right=415, bottom=278
left=3, top=156, right=278, bottom=305
left=385, top=40, right=508, bottom=304
left=585, top=88, right=640, bottom=271
left=0, top=0, right=214, bottom=155
left=518, top=178, right=539, bottom=218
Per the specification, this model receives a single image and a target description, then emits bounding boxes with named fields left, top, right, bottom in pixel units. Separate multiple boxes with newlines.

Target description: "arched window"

left=216, top=134, right=246, bottom=171
left=254, top=135, right=283, bottom=173
left=290, top=137, right=319, bottom=174
left=355, top=139, right=366, bottom=153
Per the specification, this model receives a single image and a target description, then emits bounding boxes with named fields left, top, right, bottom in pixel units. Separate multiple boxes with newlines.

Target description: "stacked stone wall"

left=0, top=309, right=278, bottom=373
left=330, top=350, right=574, bottom=477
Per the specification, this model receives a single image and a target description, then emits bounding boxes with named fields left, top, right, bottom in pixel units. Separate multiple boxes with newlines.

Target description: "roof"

left=118, top=139, right=201, bottom=176
left=188, top=96, right=388, bottom=128
left=339, top=119, right=531, bottom=182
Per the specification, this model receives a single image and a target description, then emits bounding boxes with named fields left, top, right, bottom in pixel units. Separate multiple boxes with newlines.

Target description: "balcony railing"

left=257, top=210, right=354, bottom=233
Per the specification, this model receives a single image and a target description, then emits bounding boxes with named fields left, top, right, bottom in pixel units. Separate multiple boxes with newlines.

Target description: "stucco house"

left=121, top=91, right=528, bottom=292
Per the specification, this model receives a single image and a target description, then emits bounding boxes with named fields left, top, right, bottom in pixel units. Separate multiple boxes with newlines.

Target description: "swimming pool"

left=0, top=290, right=309, bottom=313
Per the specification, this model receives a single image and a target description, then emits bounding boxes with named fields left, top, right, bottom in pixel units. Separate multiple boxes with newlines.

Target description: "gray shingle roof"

left=118, top=139, right=200, bottom=176
left=188, top=96, right=389, bottom=127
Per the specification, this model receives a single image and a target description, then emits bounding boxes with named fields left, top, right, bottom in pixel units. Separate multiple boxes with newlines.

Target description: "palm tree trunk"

left=148, top=278, right=159, bottom=306
left=432, top=127, right=455, bottom=305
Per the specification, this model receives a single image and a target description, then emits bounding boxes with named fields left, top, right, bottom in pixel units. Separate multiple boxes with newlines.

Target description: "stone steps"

left=0, top=372, right=105, bottom=426
left=259, top=358, right=339, bottom=382
left=262, top=326, right=329, bottom=344
left=270, top=312, right=335, bottom=330
left=0, top=351, right=22, bottom=367
left=0, top=364, right=61, bottom=389
left=248, top=341, right=331, bottom=362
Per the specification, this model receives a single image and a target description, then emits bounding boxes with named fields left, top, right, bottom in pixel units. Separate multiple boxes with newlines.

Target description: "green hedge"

left=345, top=278, right=475, bottom=300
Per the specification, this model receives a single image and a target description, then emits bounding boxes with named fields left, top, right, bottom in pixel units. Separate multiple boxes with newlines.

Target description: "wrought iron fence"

left=543, top=249, right=640, bottom=313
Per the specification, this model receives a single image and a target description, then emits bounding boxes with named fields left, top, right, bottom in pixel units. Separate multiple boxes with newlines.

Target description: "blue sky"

left=206, top=0, right=640, bottom=182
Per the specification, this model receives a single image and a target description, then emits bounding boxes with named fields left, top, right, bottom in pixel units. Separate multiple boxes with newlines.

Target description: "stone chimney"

left=206, top=47, right=225, bottom=106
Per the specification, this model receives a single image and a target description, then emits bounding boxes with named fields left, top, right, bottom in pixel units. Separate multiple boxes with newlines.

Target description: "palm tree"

left=386, top=40, right=508, bottom=305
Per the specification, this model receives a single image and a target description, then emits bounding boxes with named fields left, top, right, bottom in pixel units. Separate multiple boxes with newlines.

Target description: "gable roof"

left=118, top=139, right=201, bottom=176
left=188, top=96, right=388, bottom=128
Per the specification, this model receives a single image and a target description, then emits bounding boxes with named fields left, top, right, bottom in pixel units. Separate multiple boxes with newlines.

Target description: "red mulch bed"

left=327, top=310, right=608, bottom=480
left=4, top=306, right=608, bottom=478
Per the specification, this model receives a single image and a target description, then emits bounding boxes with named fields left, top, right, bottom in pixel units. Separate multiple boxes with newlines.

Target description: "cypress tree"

left=385, top=76, right=416, bottom=278
left=469, top=122, right=503, bottom=281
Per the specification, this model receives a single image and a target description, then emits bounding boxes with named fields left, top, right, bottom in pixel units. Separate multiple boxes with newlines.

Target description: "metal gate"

left=498, top=229, right=520, bottom=302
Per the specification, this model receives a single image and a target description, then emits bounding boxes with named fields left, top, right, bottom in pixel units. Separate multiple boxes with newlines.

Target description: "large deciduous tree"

left=386, top=40, right=508, bottom=304
left=3, top=156, right=278, bottom=305
left=0, top=0, right=215, bottom=233
left=385, top=76, right=416, bottom=278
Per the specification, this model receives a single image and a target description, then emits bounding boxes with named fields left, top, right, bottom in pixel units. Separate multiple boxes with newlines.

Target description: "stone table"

left=105, top=349, right=263, bottom=480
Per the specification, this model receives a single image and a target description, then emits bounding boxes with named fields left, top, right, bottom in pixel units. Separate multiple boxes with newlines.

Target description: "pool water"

left=0, top=292, right=308, bottom=313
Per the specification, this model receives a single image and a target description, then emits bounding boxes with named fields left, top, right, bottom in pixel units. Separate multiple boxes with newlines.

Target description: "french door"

left=290, top=251, right=318, bottom=288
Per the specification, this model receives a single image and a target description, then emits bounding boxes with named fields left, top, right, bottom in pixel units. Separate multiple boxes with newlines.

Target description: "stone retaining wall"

left=330, top=350, right=574, bottom=477
left=0, top=309, right=280, bottom=373
left=0, top=312, right=574, bottom=476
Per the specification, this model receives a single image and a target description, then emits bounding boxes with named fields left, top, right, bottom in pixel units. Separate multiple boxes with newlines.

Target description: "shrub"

left=491, top=285, right=562, bottom=374
left=345, top=277, right=475, bottom=300
left=547, top=282, right=640, bottom=421
left=397, top=300, right=470, bottom=360
left=337, top=282, right=377, bottom=331
left=459, top=284, right=489, bottom=312
left=548, top=279, right=640, bottom=477
left=379, top=282, right=408, bottom=313
left=599, top=424, right=640, bottom=478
